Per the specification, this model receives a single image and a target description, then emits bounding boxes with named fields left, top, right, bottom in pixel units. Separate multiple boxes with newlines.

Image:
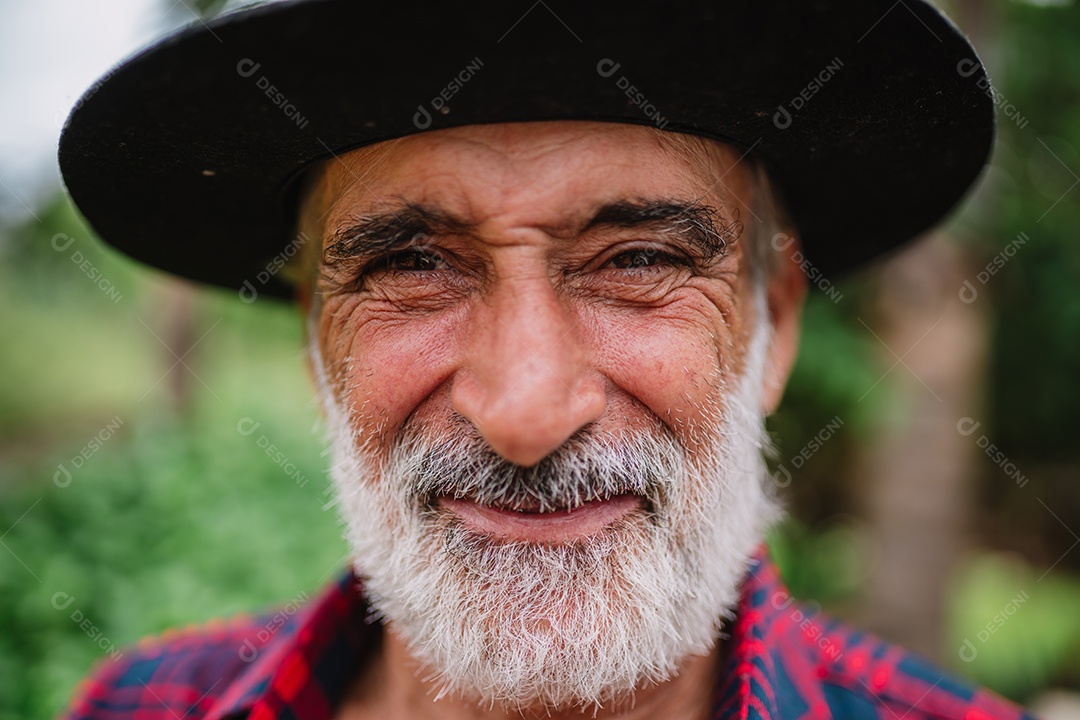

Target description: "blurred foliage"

left=0, top=196, right=345, bottom=719
left=945, top=553, right=1080, bottom=701
left=980, top=2, right=1080, bottom=457
left=767, top=519, right=868, bottom=609
left=0, top=413, right=344, bottom=719
left=2, top=0, right=1080, bottom=717
left=964, top=1, right=1080, bottom=585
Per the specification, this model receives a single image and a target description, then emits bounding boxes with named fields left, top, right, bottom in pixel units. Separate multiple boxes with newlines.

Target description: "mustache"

left=386, top=420, right=685, bottom=514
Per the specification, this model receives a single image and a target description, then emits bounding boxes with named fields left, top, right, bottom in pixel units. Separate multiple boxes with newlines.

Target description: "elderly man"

left=58, top=1, right=1033, bottom=718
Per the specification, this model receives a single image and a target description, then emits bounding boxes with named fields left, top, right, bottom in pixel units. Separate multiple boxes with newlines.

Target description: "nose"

left=451, top=272, right=606, bottom=467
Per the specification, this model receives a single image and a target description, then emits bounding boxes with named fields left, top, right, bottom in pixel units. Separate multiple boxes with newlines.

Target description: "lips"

left=437, top=494, right=644, bottom=543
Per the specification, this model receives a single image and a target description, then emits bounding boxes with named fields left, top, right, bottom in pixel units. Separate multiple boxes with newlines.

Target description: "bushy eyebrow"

left=583, top=199, right=741, bottom=262
left=320, top=197, right=742, bottom=281
left=322, top=202, right=472, bottom=270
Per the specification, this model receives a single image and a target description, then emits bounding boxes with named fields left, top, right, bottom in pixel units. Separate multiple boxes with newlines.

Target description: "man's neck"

left=335, top=627, right=725, bottom=720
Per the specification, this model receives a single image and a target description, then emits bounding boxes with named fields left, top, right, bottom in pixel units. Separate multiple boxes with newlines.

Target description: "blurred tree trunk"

left=153, top=280, right=198, bottom=416
left=853, top=235, right=989, bottom=659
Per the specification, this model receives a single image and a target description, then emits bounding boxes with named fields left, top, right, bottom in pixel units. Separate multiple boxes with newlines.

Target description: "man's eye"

left=380, top=249, right=445, bottom=272
left=607, top=248, right=683, bottom=270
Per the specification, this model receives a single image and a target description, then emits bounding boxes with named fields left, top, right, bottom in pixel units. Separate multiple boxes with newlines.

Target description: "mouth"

left=436, top=494, right=645, bottom=543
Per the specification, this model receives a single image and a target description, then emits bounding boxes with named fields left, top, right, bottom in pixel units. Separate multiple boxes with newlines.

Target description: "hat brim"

left=58, top=0, right=994, bottom=301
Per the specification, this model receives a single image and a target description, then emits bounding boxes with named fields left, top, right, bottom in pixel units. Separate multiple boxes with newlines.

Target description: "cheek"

left=585, top=297, right=745, bottom=453
left=319, top=299, right=462, bottom=450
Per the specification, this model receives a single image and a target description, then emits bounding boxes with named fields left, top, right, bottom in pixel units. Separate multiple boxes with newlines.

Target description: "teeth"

left=446, top=494, right=620, bottom=514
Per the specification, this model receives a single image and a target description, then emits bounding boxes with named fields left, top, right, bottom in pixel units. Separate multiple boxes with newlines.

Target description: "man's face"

left=300, top=121, right=801, bottom=710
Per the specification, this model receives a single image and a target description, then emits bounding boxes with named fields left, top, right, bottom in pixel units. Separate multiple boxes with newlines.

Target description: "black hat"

left=58, top=0, right=994, bottom=301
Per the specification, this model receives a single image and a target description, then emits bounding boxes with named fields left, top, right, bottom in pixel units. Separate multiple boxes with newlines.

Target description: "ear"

left=300, top=318, right=330, bottom=422
left=291, top=161, right=329, bottom=321
left=292, top=267, right=326, bottom=420
left=759, top=232, right=807, bottom=415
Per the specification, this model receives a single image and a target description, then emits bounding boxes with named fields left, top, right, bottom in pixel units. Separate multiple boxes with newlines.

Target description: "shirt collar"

left=205, top=545, right=816, bottom=720
left=205, top=570, right=374, bottom=720
left=712, top=547, right=835, bottom=720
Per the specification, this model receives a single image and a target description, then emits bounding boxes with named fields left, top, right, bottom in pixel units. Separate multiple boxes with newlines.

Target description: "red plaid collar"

left=68, top=545, right=1036, bottom=720
left=204, top=569, right=375, bottom=720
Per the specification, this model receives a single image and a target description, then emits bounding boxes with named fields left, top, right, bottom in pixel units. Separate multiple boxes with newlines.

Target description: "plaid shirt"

left=64, top=548, right=1036, bottom=720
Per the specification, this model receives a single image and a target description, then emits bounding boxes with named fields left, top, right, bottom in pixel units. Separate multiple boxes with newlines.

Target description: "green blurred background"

left=1, top=0, right=1079, bottom=717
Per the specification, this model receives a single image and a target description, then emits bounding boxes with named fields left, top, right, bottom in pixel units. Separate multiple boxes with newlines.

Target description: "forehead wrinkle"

left=310, top=123, right=753, bottom=248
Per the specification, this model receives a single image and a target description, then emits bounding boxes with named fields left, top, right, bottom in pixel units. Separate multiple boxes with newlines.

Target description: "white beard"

left=309, top=306, right=781, bottom=712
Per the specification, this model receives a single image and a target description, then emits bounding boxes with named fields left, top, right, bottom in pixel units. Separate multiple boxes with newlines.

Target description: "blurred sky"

left=0, top=0, right=165, bottom=219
